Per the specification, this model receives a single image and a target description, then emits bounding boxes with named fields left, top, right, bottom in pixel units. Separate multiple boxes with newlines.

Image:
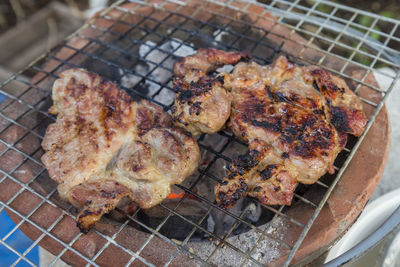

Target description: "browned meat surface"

left=42, top=68, right=200, bottom=231
left=217, top=140, right=297, bottom=207
left=215, top=55, right=367, bottom=208
left=173, top=48, right=251, bottom=84
left=171, top=48, right=250, bottom=135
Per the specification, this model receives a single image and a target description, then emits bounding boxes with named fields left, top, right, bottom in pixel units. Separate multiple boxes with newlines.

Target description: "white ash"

left=216, top=64, right=234, bottom=73
left=120, top=38, right=195, bottom=106
left=213, top=28, right=231, bottom=46
left=207, top=214, right=216, bottom=234
left=244, top=203, right=262, bottom=223
left=152, top=82, right=174, bottom=105
left=188, top=217, right=286, bottom=266
left=249, top=218, right=288, bottom=265
left=169, top=38, right=196, bottom=57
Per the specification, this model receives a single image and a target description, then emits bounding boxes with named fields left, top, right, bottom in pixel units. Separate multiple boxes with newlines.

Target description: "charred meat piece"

left=216, top=140, right=297, bottom=207
left=42, top=69, right=200, bottom=231
left=215, top=56, right=367, bottom=208
left=171, top=48, right=251, bottom=135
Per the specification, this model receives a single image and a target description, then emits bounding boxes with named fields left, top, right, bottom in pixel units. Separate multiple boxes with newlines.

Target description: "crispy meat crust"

left=42, top=68, right=200, bottom=231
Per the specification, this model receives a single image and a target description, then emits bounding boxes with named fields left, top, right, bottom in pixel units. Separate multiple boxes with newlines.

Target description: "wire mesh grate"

left=0, top=0, right=399, bottom=266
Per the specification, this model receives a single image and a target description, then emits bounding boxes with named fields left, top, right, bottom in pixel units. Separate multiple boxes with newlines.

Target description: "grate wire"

left=0, top=0, right=399, bottom=266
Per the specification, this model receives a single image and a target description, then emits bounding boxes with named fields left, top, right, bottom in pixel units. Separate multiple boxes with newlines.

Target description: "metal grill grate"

left=0, top=0, right=399, bottom=266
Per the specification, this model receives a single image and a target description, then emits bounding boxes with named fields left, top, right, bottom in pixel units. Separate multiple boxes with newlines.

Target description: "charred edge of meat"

left=228, top=171, right=238, bottom=179
left=331, top=106, right=353, bottom=133
left=266, top=85, right=274, bottom=99
left=232, top=152, right=259, bottom=170
left=170, top=106, right=177, bottom=114
left=215, top=75, right=225, bottom=84
left=77, top=210, right=100, bottom=233
left=310, top=69, right=347, bottom=95
left=250, top=149, right=260, bottom=157
left=77, top=223, right=89, bottom=234
left=176, top=76, right=223, bottom=103
left=218, top=178, right=248, bottom=208
left=313, top=108, right=325, bottom=115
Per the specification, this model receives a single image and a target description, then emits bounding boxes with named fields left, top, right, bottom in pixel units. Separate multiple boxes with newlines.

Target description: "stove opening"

left=134, top=184, right=275, bottom=241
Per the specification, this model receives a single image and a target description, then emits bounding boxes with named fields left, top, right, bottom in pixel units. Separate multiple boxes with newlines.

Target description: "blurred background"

left=0, top=0, right=399, bottom=266
left=0, top=0, right=399, bottom=75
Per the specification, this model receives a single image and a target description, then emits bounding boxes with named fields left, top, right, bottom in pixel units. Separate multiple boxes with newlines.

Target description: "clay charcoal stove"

left=0, top=0, right=398, bottom=266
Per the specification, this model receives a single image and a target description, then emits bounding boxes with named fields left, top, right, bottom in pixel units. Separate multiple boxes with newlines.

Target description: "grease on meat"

left=42, top=69, right=200, bottom=231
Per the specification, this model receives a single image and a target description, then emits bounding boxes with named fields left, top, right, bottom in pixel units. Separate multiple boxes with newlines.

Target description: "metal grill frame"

left=0, top=0, right=399, bottom=266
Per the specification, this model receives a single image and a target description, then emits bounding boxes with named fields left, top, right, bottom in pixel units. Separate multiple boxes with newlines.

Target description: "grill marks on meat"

left=214, top=55, right=367, bottom=208
left=41, top=69, right=200, bottom=231
left=309, top=68, right=367, bottom=137
left=171, top=48, right=251, bottom=135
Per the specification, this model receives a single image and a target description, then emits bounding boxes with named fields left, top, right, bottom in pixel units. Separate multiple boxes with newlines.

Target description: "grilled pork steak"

left=41, top=69, right=200, bottom=231
left=170, top=48, right=366, bottom=208
left=215, top=56, right=367, bottom=208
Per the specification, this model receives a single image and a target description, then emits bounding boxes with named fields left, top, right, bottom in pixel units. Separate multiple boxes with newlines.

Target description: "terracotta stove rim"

left=3, top=1, right=390, bottom=266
